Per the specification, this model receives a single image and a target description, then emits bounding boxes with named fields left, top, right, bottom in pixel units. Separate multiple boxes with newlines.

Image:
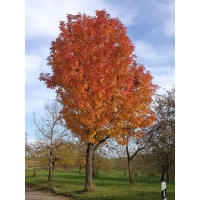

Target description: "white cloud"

left=135, top=41, right=159, bottom=63
left=25, top=55, right=41, bottom=83
left=26, top=0, right=107, bottom=38
left=121, top=11, right=137, bottom=26
left=25, top=54, right=56, bottom=115
left=165, top=18, right=175, bottom=37
left=25, top=55, right=40, bottom=71
left=134, top=40, right=174, bottom=66
left=163, top=1, right=175, bottom=37
left=25, top=41, right=53, bottom=85
left=149, top=65, right=175, bottom=93
left=25, top=0, right=138, bottom=38
left=133, top=40, right=174, bottom=93
left=152, top=0, right=175, bottom=37
left=26, top=87, right=56, bottom=114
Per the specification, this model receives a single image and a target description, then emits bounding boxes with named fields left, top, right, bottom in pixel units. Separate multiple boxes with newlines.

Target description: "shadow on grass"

left=75, top=190, right=175, bottom=200
left=25, top=170, right=175, bottom=200
left=73, top=189, right=87, bottom=195
left=94, top=175, right=157, bottom=187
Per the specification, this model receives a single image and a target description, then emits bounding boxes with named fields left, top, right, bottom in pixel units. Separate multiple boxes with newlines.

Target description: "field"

left=25, top=169, right=175, bottom=200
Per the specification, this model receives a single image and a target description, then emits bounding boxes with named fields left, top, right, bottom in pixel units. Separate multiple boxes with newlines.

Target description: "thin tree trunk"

left=85, top=142, right=95, bottom=192
left=160, top=164, right=166, bottom=182
left=48, top=151, right=53, bottom=181
left=166, top=154, right=169, bottom=181
left=124, top=163, right=126, bottom=176
left=33, top=158, right=36, bottom=177
left=79, top=165, right=82, bottom=173
left=127, top=158, right=134, bottom=184
left=126, top=146, right=134, bottom=184
left=160, top=172, right=165, bottom=182
left=149, top=173, right=153, bottom=181
left=64, top=165, right=67, bottom=172
left=125, top=132, right=154, bottom=184
left=52, top=161, right=55, bottom=171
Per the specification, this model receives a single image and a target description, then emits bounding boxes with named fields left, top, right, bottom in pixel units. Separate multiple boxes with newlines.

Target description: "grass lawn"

left=25, top=168, right=175, bottom=200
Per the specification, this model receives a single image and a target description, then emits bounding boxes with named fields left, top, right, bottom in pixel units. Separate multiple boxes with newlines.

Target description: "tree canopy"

left=39, top=10, right=158, bottom=145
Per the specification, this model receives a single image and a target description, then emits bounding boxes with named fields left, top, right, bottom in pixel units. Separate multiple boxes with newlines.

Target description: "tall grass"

left=25, top=169, right=175, bottom=200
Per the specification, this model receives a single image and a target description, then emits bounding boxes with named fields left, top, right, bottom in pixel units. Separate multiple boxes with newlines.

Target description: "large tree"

left=39, top=10, right=158, bottom=191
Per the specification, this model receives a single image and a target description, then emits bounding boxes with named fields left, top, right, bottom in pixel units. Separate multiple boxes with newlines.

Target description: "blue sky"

left=25, top=0, right=175, bottom=141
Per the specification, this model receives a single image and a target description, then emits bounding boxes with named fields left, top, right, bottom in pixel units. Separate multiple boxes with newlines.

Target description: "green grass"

left=25, top=169, right=175, bottom=200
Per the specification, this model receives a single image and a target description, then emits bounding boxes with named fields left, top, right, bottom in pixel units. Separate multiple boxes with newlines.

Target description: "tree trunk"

left=126, top=146, right=134, bottom=184
left=160, top=164, right=166, bottom=182
left=127, top=158, right=134, bottom=184
left=33, top=158, right=36, bottom=177
left=64, top=165, right=67, bottom=172
left=141, top=171, right=143, bottom=179
left=124, top=163, right=126, bottom=176
left=79, top=165, right=82, bottom=173
left=52, top=161, right=55, bottom=171
left=149, top=173, right=153, bottom=181
left=166, top=154, right=169, bottom=181
left=160, top=172, right=165, bottom=182
left=48, top=151, right=53, bottom=181
left=85, top=142, right=95, bottom=192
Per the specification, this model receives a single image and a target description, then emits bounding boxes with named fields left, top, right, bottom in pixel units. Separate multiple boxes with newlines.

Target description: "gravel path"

left=25, top=188, right=72, bottom=200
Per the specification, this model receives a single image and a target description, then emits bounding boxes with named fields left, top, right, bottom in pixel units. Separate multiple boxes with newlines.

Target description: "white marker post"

left=161, top=182, right=167, bottom=200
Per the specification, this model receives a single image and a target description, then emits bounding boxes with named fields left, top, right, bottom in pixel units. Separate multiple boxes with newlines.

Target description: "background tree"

left=147, top=87, right=175, bottom=181
left=74, top=141, right=86, bottom=173
left=25, top=132, right=31, bottom=158
left=55, top=142, right=77, bottom=172
left=91, top=141, right=115, bottom=178
left=124, top=127, right=157, bottom=184
left=33, top=100, right=71, bottom=181
left=25, top=140, right=45, bottom=176
left=32, top=141, right=46, bottom=177
left=140, top=151, right=158, bottom=181
left=39, top=10, right=158, bottom=191
left=25, top=132, right=32, bottom=169
left=106, top=140, right=128, bottom=176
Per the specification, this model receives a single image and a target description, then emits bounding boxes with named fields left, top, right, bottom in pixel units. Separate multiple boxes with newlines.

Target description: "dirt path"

left=25, top=188, right=72, bottom=200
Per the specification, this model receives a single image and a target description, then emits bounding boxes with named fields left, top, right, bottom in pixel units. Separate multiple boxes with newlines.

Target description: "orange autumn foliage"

left=39, top=10, right=159, bottom=145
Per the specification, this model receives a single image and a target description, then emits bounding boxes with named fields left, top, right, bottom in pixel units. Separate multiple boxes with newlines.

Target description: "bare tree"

left=33, top=100, right=71, bottom=181
left=30, top=141, right=45, bottom=176
left=25, top=132, right=30, bottom=157
left=124, top=126, right=157, bottom=184
left=147, top=87, right=175, bottom=182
